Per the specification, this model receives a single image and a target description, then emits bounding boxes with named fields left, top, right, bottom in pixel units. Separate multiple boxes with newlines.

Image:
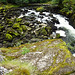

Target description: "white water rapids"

left=18, top=8, right=75, bottom=40
left=18, top=8, right=75, bottom=56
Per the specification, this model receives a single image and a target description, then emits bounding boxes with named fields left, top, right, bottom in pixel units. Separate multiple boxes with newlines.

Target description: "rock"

left=50, top=32, right=56, bottom=39
left=51, top=18, right=60, bottom=24
left=0, top=55, right=4, bottom=62
left=30, top=38, right=42, bottom=42
left=20, top=39, right=75, bottom=75
left=0, top=66, right=12, bottom=75
left=39, top=23, right=47, bottom=27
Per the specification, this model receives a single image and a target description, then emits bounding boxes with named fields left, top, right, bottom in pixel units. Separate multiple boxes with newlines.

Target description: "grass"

left=0, top=60, right=35, bottom=75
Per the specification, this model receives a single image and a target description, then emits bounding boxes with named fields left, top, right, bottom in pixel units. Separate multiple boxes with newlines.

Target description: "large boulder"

left=20, top=39, right=75, bottom=75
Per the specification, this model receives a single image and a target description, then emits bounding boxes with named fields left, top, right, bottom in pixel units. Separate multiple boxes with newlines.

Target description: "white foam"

left=56, top=30, right=66, bottom=37
left=73, top=53, right=75, bottom=57
left=53, top=14, right=75, bottom=38
left=43, top=12, right=50, bottom=16
left=18, top=14, right=24, bottom=18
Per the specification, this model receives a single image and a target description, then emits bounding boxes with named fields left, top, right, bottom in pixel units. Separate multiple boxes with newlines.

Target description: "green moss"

left=0, top=60, right=34, bottom=75
left=7, top=28, right=19, bottom=36
left=7, top=28, right=14, bottom=34
left=8, top=21, right=13, bottom=24
left=0, top=4, right=19, bottom=10
left=13, top=32, right=19, bottom=36
left=24, top=22, right=30, bottom=26
left=36, top=6, right=44, bottom=12
left=56, top=33, right=60, bottom=38
left=21, top=25, right=27, bottom=31
left=17, top=27, right=23, bottom=33
left=0, top=25, right=4, bottom=31
left=6, top=33, right=13, bottom=40
left=13, top=23, right=20, bottom=29
left=16, top=18, right=22, bottom=22
left=39, top=27, right=47, bottom=36
left=45, top=26, right=52, bottom=34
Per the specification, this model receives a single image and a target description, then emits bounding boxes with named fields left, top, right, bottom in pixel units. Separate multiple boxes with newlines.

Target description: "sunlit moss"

left=5, top=33, right=13, bottom=40
left=0, top=60, right=35, bottom=75
left=36, top=6, right=44, bottom=12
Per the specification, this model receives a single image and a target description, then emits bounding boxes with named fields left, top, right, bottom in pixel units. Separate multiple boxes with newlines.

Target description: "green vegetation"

left=36, top=6, right=44, bottom=12
left=67, top=43, right=75, bottom=52
left=22, top=47, right=30, bottom=55
left=6, top=33, right=13, bottom=40
left=0, top=3, right=18, bottom=10
left=0, top=39, right=75, bottom=75
left=0, top=60, right=34, bottom=75
left=0, top=0, right=51, bottom=5
left=21, top=25, right=27, bottom=31
left=51, top=0, right=75, bottom=16
left=13, top=23, right=20, bottom=29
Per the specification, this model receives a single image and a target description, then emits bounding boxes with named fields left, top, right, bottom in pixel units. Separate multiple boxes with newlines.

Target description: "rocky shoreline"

left=0, top=6, right=60, bottom=47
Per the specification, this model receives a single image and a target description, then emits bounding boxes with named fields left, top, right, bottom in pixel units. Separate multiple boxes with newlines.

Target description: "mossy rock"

left=56, top=33, right=60, bottom=38
left=24, top=22, right=30, bottom=26
left=0, top=39, right=75, bottom=75
left=38, top=27, right=47, bottom=36
left=13, top=32, right=19, bottom=36
left=21, top=25, right=27, bottom=31
left=45, top=26, right=52, bottom=35
left=17, top=28, right=23, bottom=33
left=19, top=39, right=75, bottom=75
left=0, top=25, right=4, bottom=31
left=5, top=33, right=13, bottom=40
left=16, top=18, right=22, bottom=22
left=13, top=23, right=20, bottom=29
left=7, top=28, right=15, bottom=34
left=36, top=6, right=45, bottom=12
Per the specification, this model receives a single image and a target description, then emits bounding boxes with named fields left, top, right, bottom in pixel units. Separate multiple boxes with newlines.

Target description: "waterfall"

left=53, top=14, right=75, bottom=42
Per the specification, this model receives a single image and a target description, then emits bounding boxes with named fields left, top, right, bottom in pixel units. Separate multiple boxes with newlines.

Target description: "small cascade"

left=53, top=14, right=75, bottom=42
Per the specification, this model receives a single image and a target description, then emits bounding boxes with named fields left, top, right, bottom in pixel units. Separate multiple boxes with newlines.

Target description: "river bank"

left=0, top=4, right=75, bottom=52
left=0, top=3, right=75, bottom=75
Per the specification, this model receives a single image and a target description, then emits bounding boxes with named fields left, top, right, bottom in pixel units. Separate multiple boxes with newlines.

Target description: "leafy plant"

left=21, top=47, right=30, bottom=55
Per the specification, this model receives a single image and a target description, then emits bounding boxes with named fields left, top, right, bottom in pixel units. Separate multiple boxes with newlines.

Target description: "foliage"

left=51, top=0, right=75, bottom=16
left=61, top=0, right=75, bottom=15
left=21, top=47, right=30, bottom=55
left=0, top=0, right=51, bottom=4
left=51, top=0, right=63, bottom=5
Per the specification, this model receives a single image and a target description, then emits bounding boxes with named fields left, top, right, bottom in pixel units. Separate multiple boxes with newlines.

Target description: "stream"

left=0, top=6, right=75, bottom=54
left=19, top=7, right=75, bottom=42
left=19, top=7, right=75, bottom=54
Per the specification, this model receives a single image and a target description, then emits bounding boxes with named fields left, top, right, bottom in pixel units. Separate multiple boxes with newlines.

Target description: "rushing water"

left=18, top=7, right=75, bottom=55
left=53, top=14, right=75, bottom=42
left=18, top=8, right=75, bottom=41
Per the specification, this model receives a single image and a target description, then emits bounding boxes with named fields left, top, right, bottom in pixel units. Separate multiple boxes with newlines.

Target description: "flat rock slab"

left=20, top=39, right=75, bottom=75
